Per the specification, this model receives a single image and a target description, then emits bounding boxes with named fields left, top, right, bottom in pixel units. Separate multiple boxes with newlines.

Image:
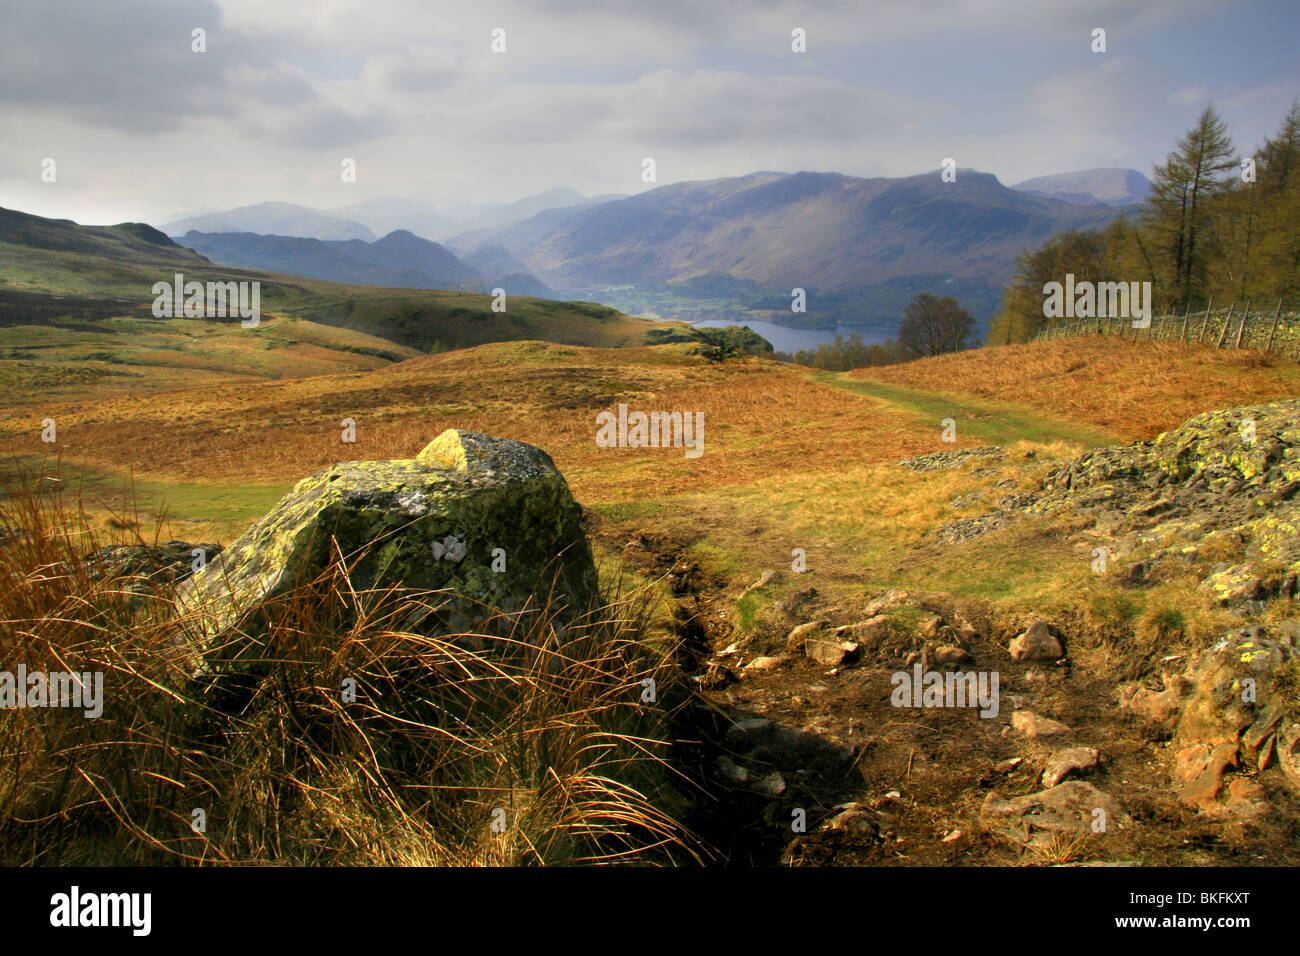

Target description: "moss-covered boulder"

left=177, top=430, right=597, bottom=672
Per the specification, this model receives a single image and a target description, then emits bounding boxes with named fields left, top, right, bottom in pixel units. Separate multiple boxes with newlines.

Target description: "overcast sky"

left=2, top=0, right=1298, bottom=227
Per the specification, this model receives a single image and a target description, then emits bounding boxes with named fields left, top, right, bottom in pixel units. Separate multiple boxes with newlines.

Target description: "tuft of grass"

left=0, top=473, right=709, bottom=866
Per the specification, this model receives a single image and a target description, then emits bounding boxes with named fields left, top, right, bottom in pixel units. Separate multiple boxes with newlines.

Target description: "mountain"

left=446, top=187, right=599, bottom=240
left=1, top=205, right=207, bottom=267
left=162, top=202, right=376, bottom=242
left=0, top=205, right=664, bottom=362
left=175, top=229, right=485, bottom=291
left=463, top=169, right=1127, bottom=331
left=1010, top=168, right=1152, bottom=207
left=327, top=197, right=504, bottom=242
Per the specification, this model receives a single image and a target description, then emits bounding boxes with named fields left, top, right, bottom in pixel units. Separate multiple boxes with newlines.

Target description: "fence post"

left=1216, top=302, right=1235, bottom=348
left=1234, top=301, right=1251, bottom=349
left=1197, top=298, right=1212, bottom=343
left=1180, top=302, right=1191, bottom=341
left=1265, top=298, right=1283, bottom=353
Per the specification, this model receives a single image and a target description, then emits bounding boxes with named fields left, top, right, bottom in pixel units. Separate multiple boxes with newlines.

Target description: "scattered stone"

left=785, top=620, right=824, bottom=651
left=982, top=781, right=1127, bottom=846
left=933, top=644, right=973, bottom=666
left=714, top=756, right=749, bottom=785
left=941, top=829, right=963, bottom=843
left=754, top=772, right=787, bottom=797
left=1041, top=746, right=1100, bottom=787
left=898, top=446, right=1003, bottom=472
left=1010, top=620, right=1065, bottom=662
left=1011, top=710, right=1074, bottom=738
left=743, top=655, right=788, bottom=674
left=994, top=757, right=1024, bottom=773
left=862, top=589, right=911, bottom=618
left=805, top=639, right=860, bottom=667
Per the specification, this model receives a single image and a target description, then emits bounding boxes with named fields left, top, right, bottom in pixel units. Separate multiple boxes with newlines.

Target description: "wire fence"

left=1034, top=298, right=1300, bottom=360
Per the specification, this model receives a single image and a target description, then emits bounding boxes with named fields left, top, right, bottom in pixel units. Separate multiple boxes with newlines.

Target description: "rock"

left=834, top=614, right=890, bottom=645
left=827, top=803, right=879, bottom=835
left=1200, top=563, right=1265, bottom=605
left=1041, top=746, right=1100, bottom=787
left=862, top=589, right=910, bottom=618
left=933, top=644, right=973, bottom=666
left=918, top=613, right=944, bottom=640
left=994, top=757, right=1024, bottom=773
left=714, top=756, right=749, bottom=785
left=785, top=620, right=824, bottom=651
left=754, top=772, right=787, bottom=797
left=898, top=446, right=1003, bottom=472
left=742, top=655, right=788, bottom=674
left=1010, top=620, right=1065, bottom=662
left=176, top=430, right=597, bottom=675
left=1011, top=710, right=1074, bottom=738
left=740, top=569, right=775, bottom=599
left=941, top=829, right=963, bottom=843
left=1118, top=673, right=1192, bottom=731
left=981, top=781, right=1127, bottom=846
left=87, top=541, right=224, bottom=594
left=805, top=639, right=860, bottom=667
left=1165, top=626, right=1300, bottom=808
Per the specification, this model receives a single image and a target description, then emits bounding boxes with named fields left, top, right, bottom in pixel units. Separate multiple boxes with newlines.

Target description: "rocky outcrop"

left=177, top=430, right=598, bottom=674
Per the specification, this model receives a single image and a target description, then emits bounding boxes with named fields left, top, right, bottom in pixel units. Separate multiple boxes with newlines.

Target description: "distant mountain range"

left=159, top=166, right=1148, bottom=337
left=175, top=228, right=556, bottom=298
left=163, top=188, right=614, bottom=245
left=1010, top=168, right=1152, bottom=207
left=446, top=168, right=1136, bottom=333
left=162, top=202, right=378, bottom=242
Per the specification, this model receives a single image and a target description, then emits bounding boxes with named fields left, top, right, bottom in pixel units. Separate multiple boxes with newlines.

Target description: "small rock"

left=714, top=756, right=749, bottom=785
left=933, top=644, right=972, bottom=666
left=805, top=639, right=860, bottom=667
left=1041, top=746, right=1100, bottom=787
left=941, top=829, right=963, bottom=843
left=785, top=621, right=824, bottom=650
left=754, top=772, right=787, bottom=797
left=1011, top=710, right=1074, bottom=738
left=743, top=655, right=788, bottom=673
left=994, top=757, right=1024, bottom=773
left=862, top=589, right=910, bottom=618
left=1009, top=620, right=1065, bottom=662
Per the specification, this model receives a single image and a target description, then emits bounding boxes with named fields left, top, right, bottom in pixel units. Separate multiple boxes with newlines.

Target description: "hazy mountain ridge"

left=1010, top=167, right=1152, bottom=207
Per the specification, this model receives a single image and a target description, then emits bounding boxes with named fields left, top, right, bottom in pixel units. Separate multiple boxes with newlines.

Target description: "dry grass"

left=0, top=475, right=707, bottom=866
left=853, top=338, right=1300, bottom=440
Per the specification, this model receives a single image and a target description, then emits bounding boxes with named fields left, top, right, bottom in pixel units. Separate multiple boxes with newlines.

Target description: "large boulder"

left=176, top=430, right=598, bottom=673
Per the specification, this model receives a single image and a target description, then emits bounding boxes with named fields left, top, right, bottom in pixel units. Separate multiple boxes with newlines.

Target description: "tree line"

left=991, top=101, right=1300, bottom=343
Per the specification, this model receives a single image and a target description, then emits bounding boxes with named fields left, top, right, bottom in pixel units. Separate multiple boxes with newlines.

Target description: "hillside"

left=455, top=169, right=1124, bottom=332
left=0, top=206, right=673, bottom=402
left=5, top=327, right=1300, bottom=867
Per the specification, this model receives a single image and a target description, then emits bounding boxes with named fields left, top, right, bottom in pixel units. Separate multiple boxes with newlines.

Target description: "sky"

left=2, top=0, right=1298, bottom=227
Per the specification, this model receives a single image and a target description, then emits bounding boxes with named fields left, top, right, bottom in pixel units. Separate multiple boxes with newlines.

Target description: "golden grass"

left=0, top=475, right=706, bottom=866
left=853, top=338, right=1300, bottom=440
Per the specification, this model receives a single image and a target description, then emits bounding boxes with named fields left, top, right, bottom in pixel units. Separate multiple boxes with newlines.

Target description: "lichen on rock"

left=176, top=429, right=598, bottom=676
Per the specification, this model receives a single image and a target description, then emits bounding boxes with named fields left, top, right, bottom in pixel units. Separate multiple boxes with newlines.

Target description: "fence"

left=1034, top=299, right=1300, bottom=360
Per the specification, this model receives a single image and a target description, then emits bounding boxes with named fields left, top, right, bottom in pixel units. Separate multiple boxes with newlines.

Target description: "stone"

left=785, top=620, right=824, bottom=651
left=862, top=589, right=910, bottom=618
left=176, top=430, right=597, bottom=676
left=933, top=644, right=973, bottom=666
left=740, top=569, right=775, bottom=599
left=1009, top=620, right=1065, bottom=662
left=1041, top=746, right=1100, bottom=787
left=1011, top=710, right=1074, bottom=738
left=981, top=781, right=1127, bottom=846
left=742, top=655, right=788, bottom=674
left=805, top=639, right=860, bottom=667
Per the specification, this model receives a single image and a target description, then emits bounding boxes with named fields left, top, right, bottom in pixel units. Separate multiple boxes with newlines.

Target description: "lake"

left=692, top=318, right=891, bottom=354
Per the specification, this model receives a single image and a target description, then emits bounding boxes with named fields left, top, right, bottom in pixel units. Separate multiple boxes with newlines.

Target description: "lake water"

left=693, top=318, right=889, bottom=354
